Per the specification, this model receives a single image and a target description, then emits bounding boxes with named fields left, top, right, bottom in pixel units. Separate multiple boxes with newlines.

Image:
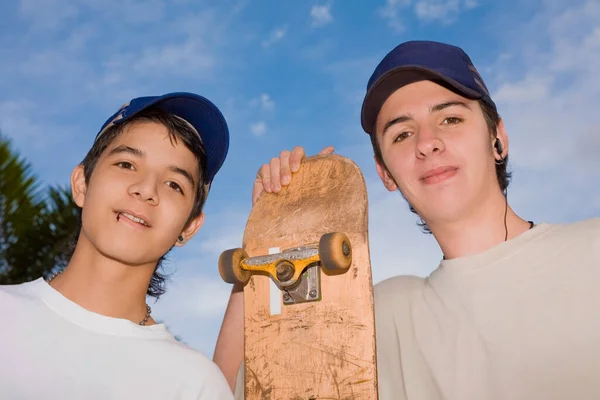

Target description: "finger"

left=318, top=146, right=335, bottom=155
left=279, top=150, right=291, bottom=185
left=270, top=157, right=281, bottom=192
left=252, top=180, right=262, bottom=206
left=257, top=163, right=271, bottom=191
left=289, top=146, right=306, bottom=173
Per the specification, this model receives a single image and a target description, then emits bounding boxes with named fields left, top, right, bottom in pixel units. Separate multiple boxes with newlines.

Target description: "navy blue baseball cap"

left=361, top=40, right=496, bottom=134
left=96, top=92, right=229, bottom=186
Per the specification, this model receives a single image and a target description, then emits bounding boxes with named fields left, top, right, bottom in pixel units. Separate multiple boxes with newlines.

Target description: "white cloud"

left=250, top=121, right=267, bottom=136
left=414, top=0, right=460, bottom=21
left=132, top=41, right=215, bottom=75
left=250, top=93, right=275, bottom=111
left=0, top=99, right=77, bottom=151
left=18, top=0, right=79, bottom=30
left=262, top=26, right=287, bottom=47
left=379, top=0, right=479, bottom=30
left=493, top=76, right=552, bottom=104
left=378, top=0, right=410, bottom=32
left=0, top=99, right=84, bottom=185
left=18, top=0, right=165, bottom=32
left=489, top=0, right=600, bottom=176
left=465, top=0, right=478, bottom=9
left=311, top=4, right=333, bottom=26
left=0, top=100, right=42, bottom=147
left=0, top=5, right=228, bottom=142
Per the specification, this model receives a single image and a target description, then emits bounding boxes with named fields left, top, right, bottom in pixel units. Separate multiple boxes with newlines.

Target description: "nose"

left=128, top=173, right=159, bottom=205
left=415, top=124, right=445, bottom=159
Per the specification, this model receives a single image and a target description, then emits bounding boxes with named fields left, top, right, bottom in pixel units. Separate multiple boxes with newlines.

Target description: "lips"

left=420, top=166, right=458, bottom=184
left=115, top=210, right=151, bottom=227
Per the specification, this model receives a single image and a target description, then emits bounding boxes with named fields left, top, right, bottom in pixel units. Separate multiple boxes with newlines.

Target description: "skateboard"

left=219, top=154, right=378, bottom=399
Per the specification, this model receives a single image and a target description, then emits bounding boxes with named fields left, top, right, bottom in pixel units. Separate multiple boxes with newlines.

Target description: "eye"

left=442, top=117, right=463, bottom=125
left=393, top=131, right=412, bottom=143
left=115, top=161, right=135, bottom=170
left=167, top=181, right=184, bottom=194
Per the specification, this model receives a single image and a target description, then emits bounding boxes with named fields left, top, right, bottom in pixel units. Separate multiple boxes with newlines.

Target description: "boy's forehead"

left=102, top=121, right=188, bottom=155
left=383, top=81, right=473, bottom=111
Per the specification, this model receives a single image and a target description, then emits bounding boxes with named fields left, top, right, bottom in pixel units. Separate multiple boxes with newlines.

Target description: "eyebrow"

left=107, top=145, right=196, bottom=188
left=108, top=145, right=143, bottom=158
left=381, top=100, right=472, bottom=136
left=431, top=100, right=472, bottom=113
left=169, top=166, right=196, bottom=188
left=382, top=114, right=414, bottom=136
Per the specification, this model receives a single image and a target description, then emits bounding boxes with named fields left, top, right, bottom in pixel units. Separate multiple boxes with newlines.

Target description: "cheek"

left=382, top=153, right=418, bottom=196
left=84, top=175, right=117, bottom=209
left=381, top=141, right=411, bottom=171
left=157, top=193, right=194, bottom=229
left=456, top=136, right=495, bottom=184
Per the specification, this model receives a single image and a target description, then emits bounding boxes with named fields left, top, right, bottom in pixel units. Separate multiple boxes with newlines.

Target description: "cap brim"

left=360, top=66, right=483, bottom=134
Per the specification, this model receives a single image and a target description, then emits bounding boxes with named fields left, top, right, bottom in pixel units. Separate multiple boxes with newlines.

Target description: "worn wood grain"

left=242, top=154, right=377, bottom=399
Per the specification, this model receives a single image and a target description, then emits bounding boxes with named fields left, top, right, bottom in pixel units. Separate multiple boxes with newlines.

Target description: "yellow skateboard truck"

left=219, top=232, right=352, bottom=305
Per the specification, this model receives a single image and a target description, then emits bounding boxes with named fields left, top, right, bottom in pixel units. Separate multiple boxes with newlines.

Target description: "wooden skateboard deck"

left=220, top=154, right=377, bottom=399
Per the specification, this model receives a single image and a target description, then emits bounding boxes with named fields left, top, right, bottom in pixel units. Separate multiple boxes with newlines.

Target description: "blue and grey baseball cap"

left=96, top=92, right=229, bottom=185
left=361, top=40, right=496, bottom=134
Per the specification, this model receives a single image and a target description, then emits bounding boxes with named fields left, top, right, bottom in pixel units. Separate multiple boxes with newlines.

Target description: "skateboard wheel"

left=218, top=248, right=251, bottom=284
left=318, top=232, right=352, bottom=271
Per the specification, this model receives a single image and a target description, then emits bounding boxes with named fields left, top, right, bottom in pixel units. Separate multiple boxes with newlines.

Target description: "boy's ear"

left=375, top=156, right=398, bottom=192
left=71, top=165, right=87, bottom=208
left=175, top=212, right=205, bottom=246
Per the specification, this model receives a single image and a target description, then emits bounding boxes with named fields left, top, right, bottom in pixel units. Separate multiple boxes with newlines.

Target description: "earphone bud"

left=494, top=138, right=504, bottom=157
left=177, top=235, right=184, bottom=243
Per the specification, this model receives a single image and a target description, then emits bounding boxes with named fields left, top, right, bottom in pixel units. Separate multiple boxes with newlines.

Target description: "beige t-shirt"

left=375, top=218, right=600, bottom=400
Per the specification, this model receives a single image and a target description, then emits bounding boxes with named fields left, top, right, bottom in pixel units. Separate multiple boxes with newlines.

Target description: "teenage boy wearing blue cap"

left=214, top=41, right=600, bottom=399
left=0, top=93, right=235, bottom=399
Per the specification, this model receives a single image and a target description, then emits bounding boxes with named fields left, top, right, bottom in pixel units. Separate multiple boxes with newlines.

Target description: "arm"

left=213, top=283, right=244, bottom=391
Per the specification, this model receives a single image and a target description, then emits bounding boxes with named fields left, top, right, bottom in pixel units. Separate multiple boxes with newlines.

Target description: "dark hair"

left=74, top=107, right=208, bottom=299
left=369, top=99, right=511, bottom=234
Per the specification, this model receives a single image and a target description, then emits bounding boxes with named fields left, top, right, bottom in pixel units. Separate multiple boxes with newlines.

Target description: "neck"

left=427, top=194, right=531, bottom=260
left=49, top=233, right=157, bottom=325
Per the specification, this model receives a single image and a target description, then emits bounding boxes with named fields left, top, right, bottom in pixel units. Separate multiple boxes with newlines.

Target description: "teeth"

left=120, top=212, right=148, bottom=226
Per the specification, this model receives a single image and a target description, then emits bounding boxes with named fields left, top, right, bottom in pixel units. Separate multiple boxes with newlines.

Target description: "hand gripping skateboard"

left=219, top=154, right=378, bottom=399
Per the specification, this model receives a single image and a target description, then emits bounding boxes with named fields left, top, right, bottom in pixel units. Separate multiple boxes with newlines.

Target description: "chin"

left=102, top=247, right=160, bottom=266
left=420, top=199, right=465, bottom=223
left=92, top=235, right=169, bottom=266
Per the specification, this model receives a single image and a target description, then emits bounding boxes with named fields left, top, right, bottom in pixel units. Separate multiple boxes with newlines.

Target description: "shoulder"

left=563, top=217, right=600, bottom=234
left=374, top=274, right=426, bottom=302
left=544, top=217, right=600, bottom=244
left=150, top=339, right=233, bottom=399
left=373, top=275, right=427, bottom=322
left=0, top=278, right=41, bottom=305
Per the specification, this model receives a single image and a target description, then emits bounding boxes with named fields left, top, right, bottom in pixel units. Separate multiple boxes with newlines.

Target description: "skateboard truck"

left=219, top=232, right=352, bottom=305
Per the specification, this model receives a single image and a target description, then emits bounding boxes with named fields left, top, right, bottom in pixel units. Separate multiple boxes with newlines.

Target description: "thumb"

left=318, top=146, right=335, bottom=155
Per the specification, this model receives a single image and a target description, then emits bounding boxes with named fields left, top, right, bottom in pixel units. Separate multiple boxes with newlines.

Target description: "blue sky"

left=1, top=0, right=599, bottom=356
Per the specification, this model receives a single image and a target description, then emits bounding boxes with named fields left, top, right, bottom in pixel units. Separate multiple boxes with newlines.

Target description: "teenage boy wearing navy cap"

left=216, top=40, right=600, bottom=400
left=0, top=93, right=235, bottom=400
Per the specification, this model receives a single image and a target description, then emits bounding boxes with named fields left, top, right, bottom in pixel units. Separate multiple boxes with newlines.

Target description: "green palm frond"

left=0, top=133, right=80, bottom=284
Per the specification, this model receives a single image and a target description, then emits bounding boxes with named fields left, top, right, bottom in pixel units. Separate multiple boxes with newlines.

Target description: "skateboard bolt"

left=342, top=241, right=350, bottom=257
left=276, top=261, right=294, bottom=282
left=309, top=289, right=317, bottom=298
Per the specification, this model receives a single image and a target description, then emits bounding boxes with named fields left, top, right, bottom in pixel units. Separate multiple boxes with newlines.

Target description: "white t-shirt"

left=375, top=218, right=600, bottom=400
left=0, top=278, right=234, bottom=400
